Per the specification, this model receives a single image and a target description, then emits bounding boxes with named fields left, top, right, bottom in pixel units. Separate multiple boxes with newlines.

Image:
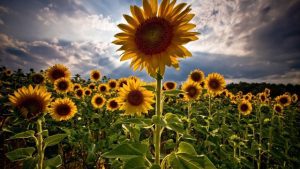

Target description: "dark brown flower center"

left=127, top=90, right=144, bottom=106
left=109, top=82, right=117, bottom=88
left=109, top=100, right=118, bottom=108
left=260, top=95, right=266, bottom=101
left=178, top=93, right=184, bottom=98
left=58, top=81, right=69, bottom=91
left=100, top=86, right=107, bottom=92
left=166, top=82, right=175, bottom=90
left=187, top=86, right=197, bottom=98
left=240, top=104, right=249, bottom=112
left=135, top=17, right=173, bottom=55
left=191, top=72, right=202, bottom=82
left=56, top=104, right=71, bottom=116
left=89, top=84, right=95, bottom=90
left=85, top=90, right=91, bottom=95
left=119, top=81, right=127, bottom=88
left=74, top=85, right=80, bottom=90
left=280, top=97, right=288, bottom=104
left=275, top=106, right=282, bottom=113
left=32, top=74, right=44, bottom=84
left=76, top=90, right=83, bottom=97
left=95, top=97, right=103, bottom=105
left=19, top=97, right=44, bottom=118
left=92, top=72, right=100, bottom=80
left=208, top=79, right=220, bottom=90
left=51, top=69, right=65, bottom=81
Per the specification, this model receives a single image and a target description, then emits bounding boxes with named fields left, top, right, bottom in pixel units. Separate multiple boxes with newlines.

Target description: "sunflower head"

left=258, top=93, right=268, bottom=103
left=88, top=83, right=96, bottom=90
left=108, top=79, right=118, bottom=90
left=84, top=88, right=92, bottom=96
left=75, top=88, right=84, bottom=99
left=205, top=73, right=226, bottom=95
left=46, top=64, right=71, bottom=83
left=90, top=70, right=101, bottom=81
left=73, top=83, right=81, bottom=91
left=163, top=81, right=177, bottom=90
left=91, top=94, right=106, bottom=109
left=292, top=94, right=298, bottom=103
left=182, top=80, right=202, bottom=101
left=50, top=98, right=77, bottom=121
left=117, top=78, right=128, bottom=88
left=273, top=104, right=283, bottom=114
left=114, top=0, right=198, bottom=75
left=238, top=100, right=252, bottom=116
left=107, top=98, right=120, bottom=111
left=264, top=88, right=271, bottom=96
left=276, top=94, right=291, bottom=107
left=5, top=69, right=12, bottom=76
left=9, top=85, right=51, bottom=120
left=117, top=79, right=154, bottom=116
left=98, top=84, right=108, bottom=93
left=54, top=78, right=73, bottom=94
left=31, top=73, right=45, bottom=85
left=188, top=69, right=205, bottom=83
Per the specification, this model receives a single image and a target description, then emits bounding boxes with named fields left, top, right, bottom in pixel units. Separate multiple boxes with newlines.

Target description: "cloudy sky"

left=0, top=0, right=299, bottom=84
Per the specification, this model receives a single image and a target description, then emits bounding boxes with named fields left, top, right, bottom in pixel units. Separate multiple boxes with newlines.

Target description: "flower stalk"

left=37, top=118, right=44, bottom=169
left=154, top=73, right=162, bottom=165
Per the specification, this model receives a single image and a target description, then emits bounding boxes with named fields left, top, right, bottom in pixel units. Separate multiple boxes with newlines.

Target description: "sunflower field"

left=1, top=0, right=300, bottom=169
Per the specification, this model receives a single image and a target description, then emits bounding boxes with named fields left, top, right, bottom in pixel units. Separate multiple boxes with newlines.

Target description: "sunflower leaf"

left=44, top=134, right=67, bottom=149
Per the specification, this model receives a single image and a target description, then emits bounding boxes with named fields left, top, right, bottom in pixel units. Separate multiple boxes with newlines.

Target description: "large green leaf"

left=169, top=153, right=217, bottom=169
left=8, top=130, right=35, bottom=140
left=45, top=155, right=62, bottom=169
left=123, top=157, right=147, bottom=169
left=44, top=134, right=67, bottom=149
left=22, top=157, right=38, bottom=169
left=5, top=147, right=35, bottom=161
left=103, top=143, right=148, bottom=159
left=178, top=142, right=197, bottom=155
left=164, top=113, right=185, bottom=133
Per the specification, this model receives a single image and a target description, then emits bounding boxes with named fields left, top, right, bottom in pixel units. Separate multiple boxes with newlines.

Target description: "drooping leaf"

left=6, top=147, right=36, bottom=161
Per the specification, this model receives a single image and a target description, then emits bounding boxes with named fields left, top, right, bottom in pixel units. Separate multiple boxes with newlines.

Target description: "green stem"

left=37, top=118, right=44, bottom=169
left=187, top=102, right=192, bottom=134
left=258, top=106, right=262, bottom=169
left=154, top=73, right=162, bottom=166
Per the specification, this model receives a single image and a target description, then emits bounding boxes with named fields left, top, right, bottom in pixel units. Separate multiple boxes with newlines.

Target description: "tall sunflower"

left=84, top=88, right=92, bottom=96
left=91, top=94, right=106, bottom=109
left=88, top=83, right=96, bottom=90
left=238, top=100, right=252, bottom=116
left=54, top=78, right=73, bottom=94
left=205, top=73, right=226, bottom=95
left=73, top=83, right=81, bottom=91
left=182, top=80, right=202, bottom=101
left=90, top=70, right=101, bottom=81
left=117, top=79, right=154, bottom=116
left=113, top=0, right=198, bottom=75
left=163, top=81, right=177, bottom=90
left=46, top=64, right=71, bottom=83
left=276, top=94, right=291, bottom=107
left=50, top=98, right=77, bottom=121
left=107, top=98, right=120, bottom=111
left=188, top=69, right=205, bottom=83
left=9, top=85, right=51, bottom=120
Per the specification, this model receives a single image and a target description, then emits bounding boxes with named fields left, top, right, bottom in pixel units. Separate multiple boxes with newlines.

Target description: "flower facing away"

left=188, top=69, right=205, bottom=83
left=117, top=79, right=154, bottom=116
left=31, top=73, right=45, bottom=85
left=163, top=81, right=177, bottom=90
left=54, top=78, right=73, bottom=94
left=238, top=100, right=252, bottom=116
left=91, top=94, right=106, bottom=109
left=107, top=98, right=120, bottom=111
left=273, top=104, right=283, bottom=114
left=108, top=79, right=118, bottom=90
left=9, top=85, right=51, bottom=120
left=46, top=64, right=71, bottom=83
left=113, top=0, right=199, bottom=75
left=205, top=73, right=226, bottom=95
left=50, top=98, right=77, bottom=121
left=276, top=94, right=291, bottom=107
left=90, top=70, right=101, bottom=81
left=182, top=80, right=202, bottom=101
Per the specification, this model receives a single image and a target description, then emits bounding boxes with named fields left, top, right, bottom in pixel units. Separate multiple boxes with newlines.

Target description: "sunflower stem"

left=154, top=73, right=162, bottom=166
left=187, top=102, right=192, bottom=134
left=37, top=118, right=44, bottom=169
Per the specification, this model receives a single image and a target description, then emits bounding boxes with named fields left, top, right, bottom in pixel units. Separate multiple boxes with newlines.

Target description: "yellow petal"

left=123, top=14, right=139, bottom=28
left=150, top=0, right=158, bottom=16
left=117, top=24, right=134, bottom=33
left=133, top=6, right=145, bottom=23
left=143, top=0, right=152, bottom=18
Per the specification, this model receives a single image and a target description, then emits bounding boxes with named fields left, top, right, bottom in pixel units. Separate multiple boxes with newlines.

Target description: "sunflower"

left=88, top=83, right=96, bottom=90
left=264, top=88, right=271, bottom=96
left=238, top=100, right=252, bottom=116
left=91, top=94, right=106, bottom=109
left=31, top=73, right=45, bottom=85
left=205, top=73, right=226, bottom=95
left=182, top=80, right=202, bottom=100
left=276, top=94, right=291, bottom=107
left=8, top=85, right=51, bottom=120
left=54, top=78, right=73, bottom=94
left=84, top=88, right=92, bottom=96
left=73, top=83, right=81, bottom=91
left=50, top=98, right=77, bottom=121
left=188, top=69, right=205, bottom=83
left=98, top=84, right=108, bottom=93
left=113, top=0, right=198, bottom=75
left=117, top=78, right=128, bottom=88
left=273, top=104, right=283, bottom=114
left=90, top=70, right=101, bottom=81
left=258, top=92, right=268, bottom=103
left=292, top=94, right=298, bottom=103
left=107, top=98, right=120, bottom=111
left=108, top=79, right=118, bottom=90
left=5, top=69, right=12, bottom=76
left=75, top=88, right=84, bottom=99
left=128, top=76, right=140, bottom=82
left=163, top=81, right=177, bottom=90
left=118, top=79, right=154, bottom=116
left=46, top=64, right=71, bottom=83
